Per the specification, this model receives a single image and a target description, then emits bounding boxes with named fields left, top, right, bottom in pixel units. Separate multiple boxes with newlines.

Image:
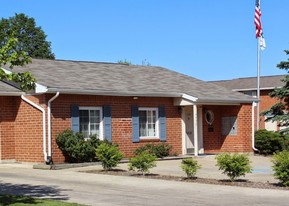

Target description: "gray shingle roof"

left=0, top=81, right=23, bottom=95
left=10, top=59, right=255, bottom=103
left=210, top=75, right=286, bottom=91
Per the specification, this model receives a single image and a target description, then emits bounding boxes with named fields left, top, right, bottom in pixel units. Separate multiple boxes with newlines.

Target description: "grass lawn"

left=0, top=193, right=86, bottom=206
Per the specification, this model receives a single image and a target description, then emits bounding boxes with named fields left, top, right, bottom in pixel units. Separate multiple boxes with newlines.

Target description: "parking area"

left=0, top=155, right=287, bottom=206
left=66, top=154, right=277, bottom=183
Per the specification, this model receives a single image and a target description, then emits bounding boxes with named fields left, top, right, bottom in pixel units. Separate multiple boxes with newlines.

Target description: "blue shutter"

left=132, top=105, right=140, bottom=143
left=159, top=105, right=166, bottom=142
left=103, top=105, right=112, bottom=142
left=71, top=105, right=79, bottom=133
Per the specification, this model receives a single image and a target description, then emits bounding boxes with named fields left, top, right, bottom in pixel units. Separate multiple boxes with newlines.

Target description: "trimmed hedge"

left=95, top=141, right=123, bottom=171
left=272, top=151, right=289, bottom=187
left=134, top=143, right=172, bottom=158
left=128, top=152, right=157, bottom=175
left=215, top=153, right=252, bottom=181
left=255, top=129, right=285, bottom=155
left=56, top=129, right=102, bottom=162
left=181, top=158, right=201, bottom=178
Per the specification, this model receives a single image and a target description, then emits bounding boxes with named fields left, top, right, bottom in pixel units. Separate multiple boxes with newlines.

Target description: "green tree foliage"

left=215, top=153, right=252, bottom=181
left=262, top=50, right=289, bottom=134
left=95, top=141, right=123, bottom=171
left=0, top=35, right=36, bottom=91
left=181, top=158, right=201, bottom=178
left=0, top=13, right=55, bottom=59
left=117, top=59, right=131, bottom=65
left=272, top=151, right=289, bottom=187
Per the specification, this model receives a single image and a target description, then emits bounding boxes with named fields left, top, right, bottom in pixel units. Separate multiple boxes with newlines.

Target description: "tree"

left=0, top=13, right=55, bottom=59
left=262, top=50, right=289, bottom=134
left=117, top=59, right=131, bottom=65
left=0, top=35, right=36, bottom=91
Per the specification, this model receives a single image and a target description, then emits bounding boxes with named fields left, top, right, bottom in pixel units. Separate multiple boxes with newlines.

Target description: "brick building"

left=210, top=75, right=286, bottom=131
left=0, top=59, right=256, bottom=163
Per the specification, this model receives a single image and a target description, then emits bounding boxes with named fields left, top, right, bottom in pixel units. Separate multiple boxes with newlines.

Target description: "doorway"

left=182, top=105, right=204, bottom=155
left=183, top=106, right=194, bottom=154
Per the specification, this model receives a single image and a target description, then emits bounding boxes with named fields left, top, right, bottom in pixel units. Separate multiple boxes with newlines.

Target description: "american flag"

left=254, top=0, right=262, bottom=38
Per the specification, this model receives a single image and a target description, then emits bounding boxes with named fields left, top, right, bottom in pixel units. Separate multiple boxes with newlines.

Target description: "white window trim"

left=79, top=106, right=103, bottom=140
left=139, top=107, right=159, bottom=139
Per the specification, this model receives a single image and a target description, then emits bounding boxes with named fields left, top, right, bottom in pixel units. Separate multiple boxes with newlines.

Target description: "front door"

left=184, top=106, right=194, bottom=154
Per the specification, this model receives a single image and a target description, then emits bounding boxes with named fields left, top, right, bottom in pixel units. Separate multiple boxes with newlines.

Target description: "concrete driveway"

left=0, top=155, right=288, bottom=206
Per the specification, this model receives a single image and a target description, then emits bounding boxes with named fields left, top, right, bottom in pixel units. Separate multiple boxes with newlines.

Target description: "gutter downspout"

left=252, top=102, right=258, bottom=151
left=47, top=92, right=60, bottom=164
left=21, top=95, right=47, bottom=161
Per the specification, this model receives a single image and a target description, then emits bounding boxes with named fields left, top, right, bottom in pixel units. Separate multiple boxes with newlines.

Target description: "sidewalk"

left=66, top=154, right=277, bottom=184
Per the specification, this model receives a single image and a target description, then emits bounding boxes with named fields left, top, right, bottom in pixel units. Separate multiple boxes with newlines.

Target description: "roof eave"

left=46, top=88, right=187, bottom=98
left=0, top=92, right=24, bottom=96
left=196, top=98, right=258, bottom=104
left=232, top=87, right=281, bottom=92
left=45, top=88, right=255, bottom=104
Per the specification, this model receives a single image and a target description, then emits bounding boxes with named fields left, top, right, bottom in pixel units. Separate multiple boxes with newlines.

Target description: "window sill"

left=139, top=137, right=160, bottom=142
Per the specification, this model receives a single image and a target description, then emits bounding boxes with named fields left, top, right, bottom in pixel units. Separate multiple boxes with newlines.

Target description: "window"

left=139, top=108, right=159, bottom=138
left=222, top=116, right=238, bottom=136
left=79, top=107, right=103, bottom=139
left=205, top=110, right=214, bottom=125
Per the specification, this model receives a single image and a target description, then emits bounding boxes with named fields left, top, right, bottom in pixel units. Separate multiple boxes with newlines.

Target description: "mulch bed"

left=83, top=169, right=289, bottom=191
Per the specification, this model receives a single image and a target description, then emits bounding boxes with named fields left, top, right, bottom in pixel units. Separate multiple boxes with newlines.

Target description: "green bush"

left=134, top=143, right=172, bottom=158
left=128, top=152, right=157, bottom=175
left=215, top=153, right=252, bottom=181
left=56, top=129, right=102, bottom=162
left=181, top=158, right=201, bottom=178
left=255, top=129, right=284, bottom=155
left=95, top=142, right=123, bottom=171
left=272, top=151, right=289, bottom=186
left=281, top=135, right=289, bottom=151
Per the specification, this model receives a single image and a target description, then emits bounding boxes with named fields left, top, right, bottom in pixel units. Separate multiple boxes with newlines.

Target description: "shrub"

left=215, top=153, right=252, bottom=181
left=281, top=135, right=289, bottom=151
left=134, top=143, right=172, bottom=158
left=255, top=129, right=284, bottom=155
left=181, top=158, right=201, bottom=178
left=272, top=151, right=289, bottom=186
left=56, top=129, right=102, bottom=162
left=95, top=142, right=123, bottom=171
left=128, top=152, right=157, bottom=175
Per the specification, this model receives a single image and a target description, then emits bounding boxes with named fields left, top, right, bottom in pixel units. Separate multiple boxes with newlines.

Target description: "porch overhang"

left=174, top=96, right=257, bottom=106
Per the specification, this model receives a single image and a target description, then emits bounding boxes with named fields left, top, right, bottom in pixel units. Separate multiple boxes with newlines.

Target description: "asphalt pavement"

left=0, top=155, right=288, bottom=206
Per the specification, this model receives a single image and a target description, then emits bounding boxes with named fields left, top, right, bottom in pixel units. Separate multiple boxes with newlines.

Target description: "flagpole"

left=256, top=37, right=261, bottom=130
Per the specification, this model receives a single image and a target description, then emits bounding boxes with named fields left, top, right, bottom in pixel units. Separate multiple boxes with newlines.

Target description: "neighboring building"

left=210, top=75, right=286, bottom=131
left=0, top=59, right=256, bottom=163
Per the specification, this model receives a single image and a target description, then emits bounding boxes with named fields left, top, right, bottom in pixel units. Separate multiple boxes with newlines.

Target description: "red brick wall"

left=259, top=90, right=279, bottom=129
left=0, top=96, right=17, bottom=161
left=1, top=93, right=254, bottom=163
left=51, top=94, right=182, bottom=163
left=14, top=95, right=47, bottom=162
left=203, top=104, right=252, bottom=153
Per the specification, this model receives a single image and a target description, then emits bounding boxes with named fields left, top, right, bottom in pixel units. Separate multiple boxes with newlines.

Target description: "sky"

left=1, top=0, right=289, bottom=81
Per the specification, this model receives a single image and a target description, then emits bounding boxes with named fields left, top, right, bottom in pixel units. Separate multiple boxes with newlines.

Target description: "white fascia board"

left=232, top=87, right=280, bottom=92
left=35, top=83, right=48, bottom=93
left=0, top=92, right=24, bottom=96
left=181, top=94, right=198, bottom=102
left=2, top=68, right=48, bottom=94
left=46, top=88, right=185, bottom=97
left=1, top=68, right=11, bottom=74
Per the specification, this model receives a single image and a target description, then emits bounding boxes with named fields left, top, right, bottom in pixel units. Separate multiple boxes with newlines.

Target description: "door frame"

left=181, top=105, right=204, bottom=155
